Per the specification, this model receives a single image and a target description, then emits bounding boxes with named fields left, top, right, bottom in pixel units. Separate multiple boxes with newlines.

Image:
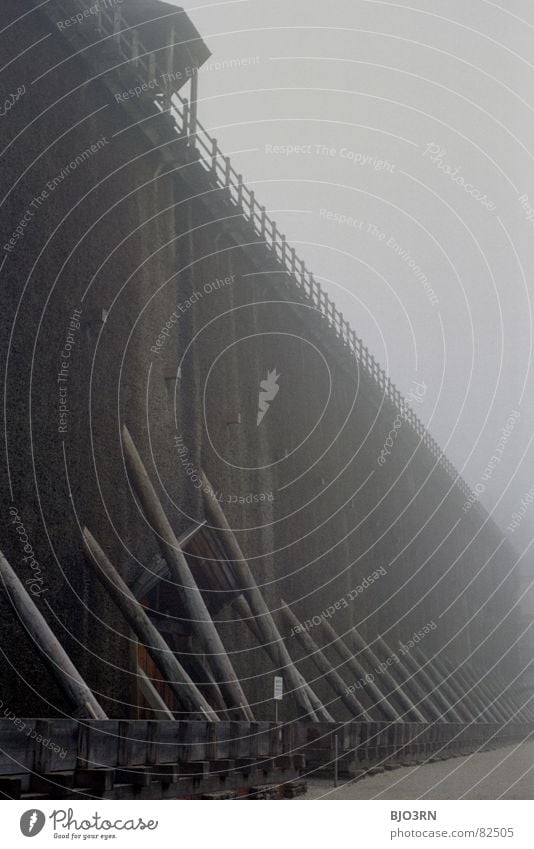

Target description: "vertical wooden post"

left=181, top=101, right=190, bottom=140
left=148, top=52, right=156, bottom=85
left=163, top=22, right=175, bottom=109
left=189, top=67, right=198, bottom=146
left=113, top=8, right=122, bottom=45
left=211, top=138, right=218, bottom=175
left=132, top=29, right=140, bottom=67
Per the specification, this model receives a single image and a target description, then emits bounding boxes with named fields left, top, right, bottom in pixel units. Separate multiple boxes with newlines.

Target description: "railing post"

left=132, top=29, right=140, bottom=67
left=260, top=207, right=267, bottom=239
left=148, top=53, right=156, bottom=86
left=237, top=174, right=243, bottom=208
left=271, top=220, right=277, bottom=248
left=113, top=8, right=122, bottom=45
left=211, top=138, right=218, bottom=175
left=313, top=277, right=321, bottom=307
left=182, top=101, right=190, bottom=140
left=189, top=69, right=198, bottom=147
left=323, top=291, right=330, bottom=322
left=163, top=22, right=175, bottom=109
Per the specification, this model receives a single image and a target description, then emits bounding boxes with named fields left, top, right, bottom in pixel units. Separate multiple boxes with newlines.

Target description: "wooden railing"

left=67, top=0, right=471, bottom=498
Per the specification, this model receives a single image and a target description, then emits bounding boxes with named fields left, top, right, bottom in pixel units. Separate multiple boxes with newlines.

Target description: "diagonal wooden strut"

left=280, top=600, right=371, bottom=720
left=122, top=426, right=253, bottom=721
left=0, top=548, right=107, bottom=720
left=82, top=527, right=219, bottom=721
left=201, top=470, right=320, bottom=721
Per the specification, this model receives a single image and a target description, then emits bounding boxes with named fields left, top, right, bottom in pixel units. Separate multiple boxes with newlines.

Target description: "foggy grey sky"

left=168, top=0, right=534, bottom=565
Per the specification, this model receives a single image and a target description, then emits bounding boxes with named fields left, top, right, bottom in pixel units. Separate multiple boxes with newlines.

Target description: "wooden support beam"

left=163, top=22, right=175, bottom=109
left=318, top=615, right=401, bottom=721
left=375, top=634, right=443, bottom=722
left=122, top=426, right=253, bottom=721
left=411, top=646, right=473, bottom=723
left=423, top=650, right=485, bottom=723
left=398, top=642, right=464, bottom=723
left=132, top=520, right=206, bottom=599
left=457, top=665, right=505, bottom=723
left=440, top=657, right=504, bottom=723
left=136, top=666, right=175, bottom=720
left=413, top=647, right=478, bottom=723
left=350, top=627, right=426, bottom=722
left=481, top=667, right=531, bottom=722
left=82, top=528, right=219, bottom=721
left=446, top=662, right=502, bottom=722
left=231, top=594, right=334, bottom=722
left=201, top=471, right=319, bottom=721
left=191, top=656, right=230, bottom=717
left=204, top=554, right=332, bottom=720
left=280, top=601, right=372, bottom=720
left=0, top=549, right=107, bottom=720
left=189, top=67, right=198, bottom=144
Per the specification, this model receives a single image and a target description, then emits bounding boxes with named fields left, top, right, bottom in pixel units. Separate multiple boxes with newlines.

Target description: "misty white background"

left=167, top=0, right=534, bottom=588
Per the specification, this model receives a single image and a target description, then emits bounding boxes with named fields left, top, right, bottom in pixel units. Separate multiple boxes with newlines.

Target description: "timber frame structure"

left=1, top=0, right=533, bottom=799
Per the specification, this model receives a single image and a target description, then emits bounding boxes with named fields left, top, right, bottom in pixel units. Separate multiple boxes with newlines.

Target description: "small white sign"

left=274, top=675, right=283, bottom=701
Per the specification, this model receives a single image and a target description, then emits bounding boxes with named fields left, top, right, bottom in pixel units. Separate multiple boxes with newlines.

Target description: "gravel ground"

left=300, top=741, right=534, bottom=799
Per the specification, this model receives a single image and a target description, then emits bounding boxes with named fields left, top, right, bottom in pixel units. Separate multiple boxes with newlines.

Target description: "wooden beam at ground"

left=318, top=615, right=401, bottom=721
left=136, top=666, right=175, bottom=719
left=82, top=527, right=219, bottom=721
left=122, top=426, right=253, bottom=721
left=202, top=471, right=319, bottom=721
left=280, top=601, right=371, bottom=720
left=0, top=549, right=107, bottom=720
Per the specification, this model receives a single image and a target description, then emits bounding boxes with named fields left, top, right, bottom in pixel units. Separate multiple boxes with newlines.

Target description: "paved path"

left=301, top=741, right=534, bottom=799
